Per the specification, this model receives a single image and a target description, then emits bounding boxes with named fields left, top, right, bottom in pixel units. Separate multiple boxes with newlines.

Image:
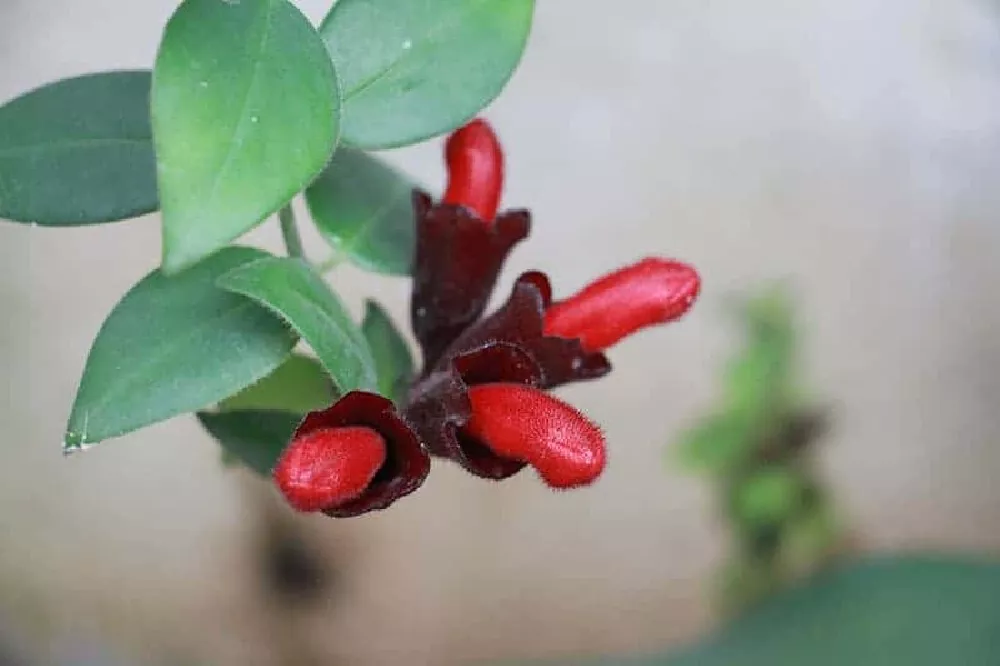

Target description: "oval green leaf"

left=153, top=0, right=340, bottom=273
left=0, top=71, right=156, bottom=225
left=219, top=353, right=336, bottom=414
left=320, top=0, right=534, bottom=148
left=197, top=410, right=300, bottom=476
left=305, top=148, right=417, bottom=275
left=217, top=257, right=378, bottom=394
left=361, top=300, right=414, bottom=403
left=65, top=247, right=297, bottom=450
left=540, top=558, right=1000, bottom=666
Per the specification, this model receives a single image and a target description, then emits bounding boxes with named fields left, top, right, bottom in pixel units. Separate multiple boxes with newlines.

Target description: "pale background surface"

left=2, top=0, right=1000, bottom=664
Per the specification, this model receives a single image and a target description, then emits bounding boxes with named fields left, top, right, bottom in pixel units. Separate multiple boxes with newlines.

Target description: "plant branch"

left=279, top=204, right=304, bottom=258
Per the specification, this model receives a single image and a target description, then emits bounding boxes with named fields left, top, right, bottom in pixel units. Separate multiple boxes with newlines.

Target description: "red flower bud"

left=442, top=118, right=504, bottom=223
left=274, top=426, right=387, bottom=513
left=273, top=391, right=430, bottom=518
left=462, top=383, right=606, bottom=489
left=544, top=258, right=701, bottom=353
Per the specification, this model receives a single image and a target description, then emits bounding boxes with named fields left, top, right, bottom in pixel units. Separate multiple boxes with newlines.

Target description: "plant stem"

left=279, top=204, right=304, bottom=258
left=316, top=250, right=345, bottom=273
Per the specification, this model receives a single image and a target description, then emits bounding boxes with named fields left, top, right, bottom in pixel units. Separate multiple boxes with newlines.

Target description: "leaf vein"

left=200, top=0, right=277, bottom=210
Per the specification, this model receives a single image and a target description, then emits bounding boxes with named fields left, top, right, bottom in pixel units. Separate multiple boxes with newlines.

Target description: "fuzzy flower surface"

left=274, top=119, right=700, bottom=516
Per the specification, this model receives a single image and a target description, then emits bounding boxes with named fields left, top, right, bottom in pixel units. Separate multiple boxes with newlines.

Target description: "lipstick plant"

left=1, top=0, right=700, bottom=518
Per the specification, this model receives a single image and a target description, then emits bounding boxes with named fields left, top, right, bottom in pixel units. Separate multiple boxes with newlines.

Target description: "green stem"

left=316, top=250, right=345, bottom=273
left=279, top=204, right=304, bottom=258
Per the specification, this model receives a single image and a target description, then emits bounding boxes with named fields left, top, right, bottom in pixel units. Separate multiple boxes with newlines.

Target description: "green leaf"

left=153, top=0, right=339, bottom=273
left=734, top=467, right=802, bottom=527
left=0, top=71, right=157, bottom=225
left=724, top=287, right=796, bottom=416
left=217, top=257, right=378, bottom=394
left=665, top=558, right=1000, bottom=666
left=65, top=247, right=296, bottom=450
left=542, top=558, right=1000, bottom=666
left=320, top=0, right=535, bottom=148
left=674, top=413, right=752, bottom=472
left=305, top=148, right=417, bottom=275
left=723, top=337, right=790, bottom=417
left=219, top=353, right=335, bottom=414
left=361, top=300, right=415, bottom=403
left=197, top=410, right=300, bottom=476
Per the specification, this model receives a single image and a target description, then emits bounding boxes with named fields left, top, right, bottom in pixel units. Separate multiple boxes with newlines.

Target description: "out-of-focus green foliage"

left=674, top=286, right=840, bottom=610
left=535, top=557, right=1000, bottom=666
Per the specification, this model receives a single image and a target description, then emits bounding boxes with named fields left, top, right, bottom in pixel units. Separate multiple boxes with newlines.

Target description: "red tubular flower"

left=404, top=342, right=543, bottom=480
left=273, top=392, right=430, bottom=518
left=463, top=383, right=606, bottom=489
left=544, top=258, right=701, bottom=353
left=410, top=119, right=529, bottom=369
left=442, top=119, right=504, bottom=223
left=274, top=426, right=386, bottom=512
left=269, top=119, right=702, bottom=517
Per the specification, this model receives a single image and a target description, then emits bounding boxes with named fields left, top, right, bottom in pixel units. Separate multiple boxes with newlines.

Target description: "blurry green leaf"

left=0, top=71, right=157, bottom=225
left=723, top=336, right=790, bottom=417
left=742, top=285, right=795, bottom=337
left=724, top=288, right=796, bottom=414
left=217, top=257, right=378, bottom=394
left=782, top=505, right=839, bottom=572
left=305, top=148, right=417, bottom=275
left=735, top=467, right=802, bottom=527
left=670, top=558, right=1000, bottom=666
left=65, top=247, right=296, bottom=450
left=675, top=413, right=752, bottom=472
left=320, top=0, right=534, bottom=148
left=361, top=300, right=415, bottom=403
left=543, top=558, right=1000, bottom=666
left=153, top=0, right=339, bottom=273
left=219, top=353, right=335, bottom=414
left=197, top=410, right=300, bottom=476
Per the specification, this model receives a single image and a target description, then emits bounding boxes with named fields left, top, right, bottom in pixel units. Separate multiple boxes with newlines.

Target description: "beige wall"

left=2, top=0, right=1000, bottom=664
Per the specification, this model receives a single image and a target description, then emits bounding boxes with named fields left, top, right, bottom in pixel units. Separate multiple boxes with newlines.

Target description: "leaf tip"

left=62, top=430, right=94, bottom=456
left=160, top=244, right=195, bottom=276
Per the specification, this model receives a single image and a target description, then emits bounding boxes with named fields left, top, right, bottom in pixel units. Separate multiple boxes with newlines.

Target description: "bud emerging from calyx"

left=544, top=258, right=701, bottom=353
left=410, top=119, right=528, bottom=368
left=442, top=118, right=504, bottom=223
left=268, top=119, right=701, bottom=518
left=272, top=391, right=431, bottom=518
left=463, top=383, right=606, bottom=489
left=274, top=426, right=386, bottom=512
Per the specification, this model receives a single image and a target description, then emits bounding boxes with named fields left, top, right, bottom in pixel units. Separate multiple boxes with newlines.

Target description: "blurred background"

left=2, top=0, right=1000, bottom=664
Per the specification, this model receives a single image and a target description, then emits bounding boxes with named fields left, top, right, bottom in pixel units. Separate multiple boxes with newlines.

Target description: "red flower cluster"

left=274, top=120, right=700, bottom=517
